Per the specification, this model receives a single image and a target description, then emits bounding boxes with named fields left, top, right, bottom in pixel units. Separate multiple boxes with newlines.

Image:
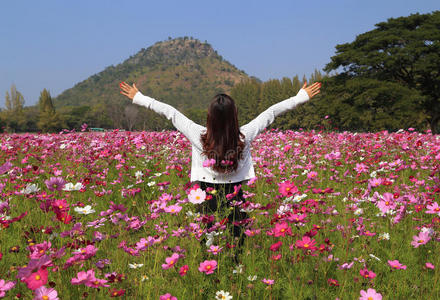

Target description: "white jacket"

left=133, top=89, right=310, bottom=183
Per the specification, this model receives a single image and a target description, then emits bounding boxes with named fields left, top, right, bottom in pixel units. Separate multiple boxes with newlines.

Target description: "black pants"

left=197, top=181, right=249, bottom=247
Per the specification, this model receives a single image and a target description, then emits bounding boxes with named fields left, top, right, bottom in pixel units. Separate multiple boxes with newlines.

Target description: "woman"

left=120, top=81, right=321, bottom=248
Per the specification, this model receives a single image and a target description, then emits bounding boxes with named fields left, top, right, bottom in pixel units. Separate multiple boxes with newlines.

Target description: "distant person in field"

left=120, top=81, right=321, bottom=249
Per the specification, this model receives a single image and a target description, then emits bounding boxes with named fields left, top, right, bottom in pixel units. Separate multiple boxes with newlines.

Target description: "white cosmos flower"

left=247, top=275, right=257, bottom=281
left=215, top=290, right=233, bottom=300
left=369, top=254, right=381, bottom=261
left=277, top=205, right=291, bottom=215
left=354, top=208, right=363, bottom=215
left=21, top=183, right=40, bottom=194
left=378, top=232, right=390, bottom=240
left=135, top=171, right=143, bottom=180
left=141, top=274, right=149, bottom=281
left=128, top=263, right=144, bottom=269
left=74, top=205, right=95, bottom=215
left=63, top=182, right=84, bottom=191
left=147, top=181, right=156, bottom=187
left=232, top=264, right=244, bottom=274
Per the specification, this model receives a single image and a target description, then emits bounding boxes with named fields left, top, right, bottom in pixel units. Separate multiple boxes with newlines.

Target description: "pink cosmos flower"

left=202, top=158, right=216, bottom=168
left=23, top=267, right=48, bottom=290
left=338, top=262, right=354, bottom=270
left=287, top=213, right=307, bottom=223
left=388, top=260, right=407, bottom=270
left=359, top=267, right=376, bottom=279
left=355, top=163, right=369, bottom=173
left=162, top=253, right=180, bottom=270
left=207, top=245, right=223, bottom=255
left=164, top=204, right=182, bottom=214
left=369, top=178, right=382, bottom=188
left=188, top=188, right=206, bottom=204
left=71, top=269, right=109, bottom=288
left=0, top=279, right=15, bottom=298
left=426, top=262, right=435, bottom=269
left=426, top=202, right=440, bottom=215
left=0, top=162, right=13, bottom=175
left=307, top=171, right=318, bottom=180
left=244, top=229, right=261, bottom=237
left=411, top=231, right=431, bottom=248
left=160, top=293, right=177, bottom=300
left=34, top=286, right=59, bottom=300
left=198, top=260, right=217, bottom=275
left=179, top=265, right=189, bottom=276
left=44, top=177, right=66, bottom=192
left=278, top=181, right=298, bottom=197
left=359, top=288, right=382, bottom=300
left=376, top=193, right=396, bottom=214
left=273, top=222, right=292, bottom=237
left=262, top=278, right=274, bottom=285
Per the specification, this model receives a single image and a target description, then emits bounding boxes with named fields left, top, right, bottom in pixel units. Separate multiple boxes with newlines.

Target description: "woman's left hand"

left=302, top=81, right=321, bottom=99
left=120, top=82, right=139, bottom=100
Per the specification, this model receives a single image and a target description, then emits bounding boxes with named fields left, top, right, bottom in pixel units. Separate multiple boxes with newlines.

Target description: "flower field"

left=0, top=128, right=439, bottom=299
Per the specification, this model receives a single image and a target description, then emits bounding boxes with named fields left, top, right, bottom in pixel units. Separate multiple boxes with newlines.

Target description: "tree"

left=38, top=89, right=55, bottom=114
left=230, top=78, right=261, bottom=125
left=124, top=105, right=138, bottom=131
left=3, top=84, right=26, bottom=132
left=324, top=11, right=440, bottom=132
left=37, top=89, right=65, bottom=132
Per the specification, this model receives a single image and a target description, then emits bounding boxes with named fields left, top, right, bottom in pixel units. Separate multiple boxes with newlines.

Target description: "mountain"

left=54, top=37, right=249, bottom=112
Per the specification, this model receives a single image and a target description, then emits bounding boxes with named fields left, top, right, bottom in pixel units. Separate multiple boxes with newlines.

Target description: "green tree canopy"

left=324, top=10, right=440, bottom=132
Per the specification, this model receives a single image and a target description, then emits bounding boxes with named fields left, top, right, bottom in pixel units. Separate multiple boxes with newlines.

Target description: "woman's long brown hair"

left=200, top=93, right=245, bottom=173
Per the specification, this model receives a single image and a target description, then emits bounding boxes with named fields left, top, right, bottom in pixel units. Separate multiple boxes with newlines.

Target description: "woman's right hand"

left=302, top=81, right=321, bottom=99
left=120, top=82, right=139, bottom=100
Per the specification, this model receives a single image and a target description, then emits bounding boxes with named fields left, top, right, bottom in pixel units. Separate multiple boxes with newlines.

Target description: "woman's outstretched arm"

left=120, top=82, right=204, bottom=146
left=240, top=82, right=321, bottom=142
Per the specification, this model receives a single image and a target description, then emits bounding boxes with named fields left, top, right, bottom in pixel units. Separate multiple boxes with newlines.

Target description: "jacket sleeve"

left=240, top=89, right=310, bottom=142
left=132, top=91, right=204, bottom=146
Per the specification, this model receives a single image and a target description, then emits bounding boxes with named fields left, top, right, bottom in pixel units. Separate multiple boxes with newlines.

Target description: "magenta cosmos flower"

left=359, top=288, right=382, bottom=300
left=388, top=260, right=407, bottom=270
left=44, top=177, right=66, bottom=192
left=274, top=222, right=292, bottom=237
left=295, top=236, right=317, bottom=250
left=426, top=262, right=435, bottom=269
left=179, top=265, right=189, bottom=276
left=359, top=268, right=376, bottom=279
left=34, top=286, right=59, bottom=300
left=0, top=279, right=15, bottom=298
left=198, top=260, right=217, bottom=275
left=262, top=278, right=274, bottom=285
left=278, top=181, right=298, bottom=197
left=159, top=293, right=177, bottom=300
left=23, top=268, right=48, bottom=290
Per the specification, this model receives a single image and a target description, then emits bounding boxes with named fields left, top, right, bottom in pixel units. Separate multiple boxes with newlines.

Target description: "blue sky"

left=0, top=0, right=438, bottom=107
